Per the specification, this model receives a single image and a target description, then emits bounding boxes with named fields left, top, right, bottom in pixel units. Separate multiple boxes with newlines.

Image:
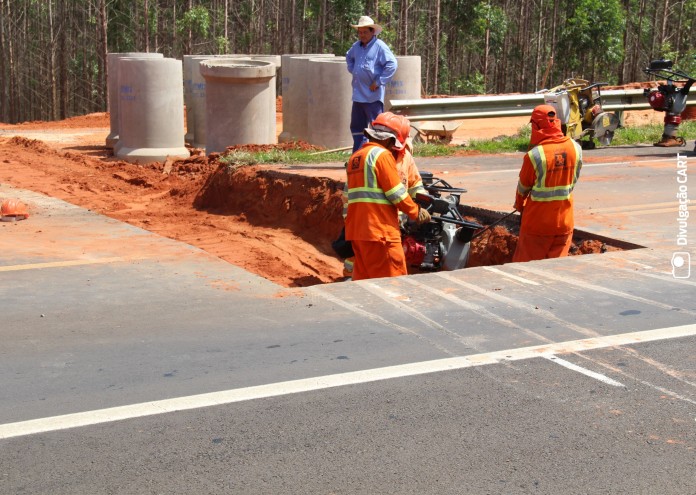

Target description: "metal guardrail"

left=389, top=89, right=695, bottom=121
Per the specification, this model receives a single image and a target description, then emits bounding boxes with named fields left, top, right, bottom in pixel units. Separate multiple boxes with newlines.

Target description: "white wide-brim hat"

left=351, top=16, right=383, bottom=36
left=363, top=125, right=405, bottom=150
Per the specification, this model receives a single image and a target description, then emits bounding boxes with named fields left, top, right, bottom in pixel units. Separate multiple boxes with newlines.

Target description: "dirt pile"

left=0, top=135, right=346, bottom=286
left=0, top=112, right=623, bottom=288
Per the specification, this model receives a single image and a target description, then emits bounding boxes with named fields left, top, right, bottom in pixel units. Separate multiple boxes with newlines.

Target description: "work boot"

left=654, top=135, right=685, bottom=147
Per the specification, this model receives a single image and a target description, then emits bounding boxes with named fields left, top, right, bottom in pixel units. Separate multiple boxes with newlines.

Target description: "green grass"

left=611, top=120, right=696, bottom=145
left=219, top=147, right=352, bottom=167
left=218, top=120, right=696, bottom=166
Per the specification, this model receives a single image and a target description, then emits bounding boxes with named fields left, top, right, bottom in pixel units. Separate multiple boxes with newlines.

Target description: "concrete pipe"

left=278, top=54, right=334, bottom=143
left=185, top=55, right=283, bottom=147
left=217, top=55, right=282, bottom=95
left=186, top=55, right=231, bottom=148
left=217, top=55, right=283, bottom=115
left=385, top=56, right=422, bottom=111
left=182, top=55, right=209, bottom=144
left=105, top=52, right=163, bottom=148
left=115, top=57, right=189, bottom=164
left=200, top=59, right=276, bottom=154
left=307, top=57, right=353, bottom=150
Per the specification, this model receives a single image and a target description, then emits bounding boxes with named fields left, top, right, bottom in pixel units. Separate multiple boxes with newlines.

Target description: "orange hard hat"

left=1, top=198, right=30, bottom=220
left=365, top=112, right=407, bottom=150
left=396, top=114, right=412, bottom=148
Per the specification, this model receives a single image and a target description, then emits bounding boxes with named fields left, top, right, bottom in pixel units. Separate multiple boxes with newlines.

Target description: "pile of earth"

left=0, top=113, right=620, bottom=288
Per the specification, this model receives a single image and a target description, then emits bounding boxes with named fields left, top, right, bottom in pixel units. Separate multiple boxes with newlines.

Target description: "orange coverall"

left=342, top=143, right=425, bottom=276
left=513, top=106, right=583, bottom=262
left=345, top=142, right=420, bottom=280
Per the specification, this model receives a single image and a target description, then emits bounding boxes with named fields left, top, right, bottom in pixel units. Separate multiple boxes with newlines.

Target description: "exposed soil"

left=0, top=108, right=630, bottom=287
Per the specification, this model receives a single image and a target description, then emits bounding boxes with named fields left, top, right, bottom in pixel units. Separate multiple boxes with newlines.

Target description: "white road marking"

left=465, top=158, right=674, bottom=175
left=307, top=287, right=456, bottom=355
left=362, top=281, right=474, bottom=353
left=576, top=256, right=696, bottom=286
left=586, top=201, right=690, bottom=214
left=0, top=257, right=133, bottom=272
left=482, top=266, right=541, bottom=285
left=511, top=264, right=696, bottom=316
left=1, top=323, right=695, bottom=440
left=435, top=272, right=598, bottom=338
left=544, top=355, right=624, bottom=387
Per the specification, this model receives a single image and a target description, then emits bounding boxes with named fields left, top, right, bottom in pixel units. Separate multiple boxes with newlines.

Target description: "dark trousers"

left=350, top=100, right=384, bottom=153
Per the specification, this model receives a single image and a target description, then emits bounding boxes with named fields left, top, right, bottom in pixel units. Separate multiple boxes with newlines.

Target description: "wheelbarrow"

left=411, top=120, right=462, bottom=144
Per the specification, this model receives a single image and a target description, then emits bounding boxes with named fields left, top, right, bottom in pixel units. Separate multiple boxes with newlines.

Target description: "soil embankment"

left=0, top=111, right=625, bottom=287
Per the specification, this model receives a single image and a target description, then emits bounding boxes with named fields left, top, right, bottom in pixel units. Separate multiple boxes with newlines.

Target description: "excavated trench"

left=194, top=162, right=638, bottom=280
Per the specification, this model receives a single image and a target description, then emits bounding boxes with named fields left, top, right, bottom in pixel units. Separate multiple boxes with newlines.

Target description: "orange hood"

left=529, top=104, right=564, bottom=146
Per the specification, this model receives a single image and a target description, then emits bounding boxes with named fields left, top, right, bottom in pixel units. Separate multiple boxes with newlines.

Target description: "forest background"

left=1, top=0, right=695, bottom=124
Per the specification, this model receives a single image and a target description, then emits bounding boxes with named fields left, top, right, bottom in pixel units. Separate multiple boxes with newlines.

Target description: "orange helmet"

left=395, top=114, right=412, bottom=149
left=1, top=198, right=30, bottom=220
left=365, top=112, right=408, bottom=150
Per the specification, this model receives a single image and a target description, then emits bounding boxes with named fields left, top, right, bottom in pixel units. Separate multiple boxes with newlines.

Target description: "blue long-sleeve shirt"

left=346, top=36, right=397, bottom=104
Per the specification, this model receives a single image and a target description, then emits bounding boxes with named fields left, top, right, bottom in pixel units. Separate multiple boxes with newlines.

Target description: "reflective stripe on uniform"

left=408, top=180, right=425, bottom=198
left=347, top=147, right=409, bottom=206
left=384, top=182, right=409, bottom=203
left=526, top=142, right=581, bottom=202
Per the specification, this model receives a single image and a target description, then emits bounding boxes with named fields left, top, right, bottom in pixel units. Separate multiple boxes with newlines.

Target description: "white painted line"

left=575, top=256, right=696, bottom=286
left=586, top=201, right=681, bottom=214
left=0, top=257, right=134, bottom=272
left=309, top=287, right=457, bottom=356
left=1, top=323, right=694, bottom=440
left=544, top=355, right=624, bottom=387
left=466, top=158, right=674, bottom=175
left=511, top=264, right=696, bottom=315
left=482, top=266, right=541, bottom=285
left=435, top=272, right=598, bottom=338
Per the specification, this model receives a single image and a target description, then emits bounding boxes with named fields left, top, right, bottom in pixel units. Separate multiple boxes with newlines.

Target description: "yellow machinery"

left=544, top=78, right=620, bottom=149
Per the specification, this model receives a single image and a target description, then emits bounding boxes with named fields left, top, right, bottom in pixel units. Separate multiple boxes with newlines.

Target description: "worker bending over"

left=343, top=112, right=426, bottom=278
left=345, top=112, right=430, bottom=280
left=513, top=104, right=583, bottom=262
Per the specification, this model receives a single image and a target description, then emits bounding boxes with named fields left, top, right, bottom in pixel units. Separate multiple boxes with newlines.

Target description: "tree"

left=1, top=0, right=694, bottom=123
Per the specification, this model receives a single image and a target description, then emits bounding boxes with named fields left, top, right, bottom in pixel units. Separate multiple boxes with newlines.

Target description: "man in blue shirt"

left=346, top=16, right=398, bottom=153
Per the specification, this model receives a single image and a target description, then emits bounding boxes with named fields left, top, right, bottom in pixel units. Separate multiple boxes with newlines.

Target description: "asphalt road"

left=1, top=145, right=695, bottom=494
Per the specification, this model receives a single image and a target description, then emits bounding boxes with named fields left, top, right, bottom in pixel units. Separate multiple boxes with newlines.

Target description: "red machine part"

left=664, top=114, right=682, bottom=125
left=647, top=89, right=671, bottom=112
left=402, top=236, right=426, bottom=266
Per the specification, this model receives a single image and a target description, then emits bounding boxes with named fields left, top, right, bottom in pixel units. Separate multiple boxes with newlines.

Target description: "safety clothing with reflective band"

left=515, top=136, right=582, bottom=236
left=399, top=150, right=426, bottom=198
left=351, top=239, right=408, bottom=281
left=341, top=146, right=424, bottom=278
left=345, top=142, right=419, bottom=243
left=342, top=148, right=424, bottom=218
left=512, top=231, right=573, bottom=262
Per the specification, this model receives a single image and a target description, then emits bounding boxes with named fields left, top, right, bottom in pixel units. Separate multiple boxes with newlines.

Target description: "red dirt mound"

left=1, top=111, right=624, bottom=287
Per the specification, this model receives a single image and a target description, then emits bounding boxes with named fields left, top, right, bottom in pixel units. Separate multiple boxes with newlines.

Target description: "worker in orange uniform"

left=342, top=112, right=426, bottom=278
left=345, top=112, right=431, bottom=280
left=512, top=104, right=583, bottom=262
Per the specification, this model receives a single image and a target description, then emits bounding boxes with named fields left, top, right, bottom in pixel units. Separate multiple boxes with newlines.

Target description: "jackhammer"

left=642, top=58, right=695, bottom=147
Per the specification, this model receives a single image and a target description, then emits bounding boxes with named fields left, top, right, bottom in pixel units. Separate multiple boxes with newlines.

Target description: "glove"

left=416, top=207, right=431, bottom=225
